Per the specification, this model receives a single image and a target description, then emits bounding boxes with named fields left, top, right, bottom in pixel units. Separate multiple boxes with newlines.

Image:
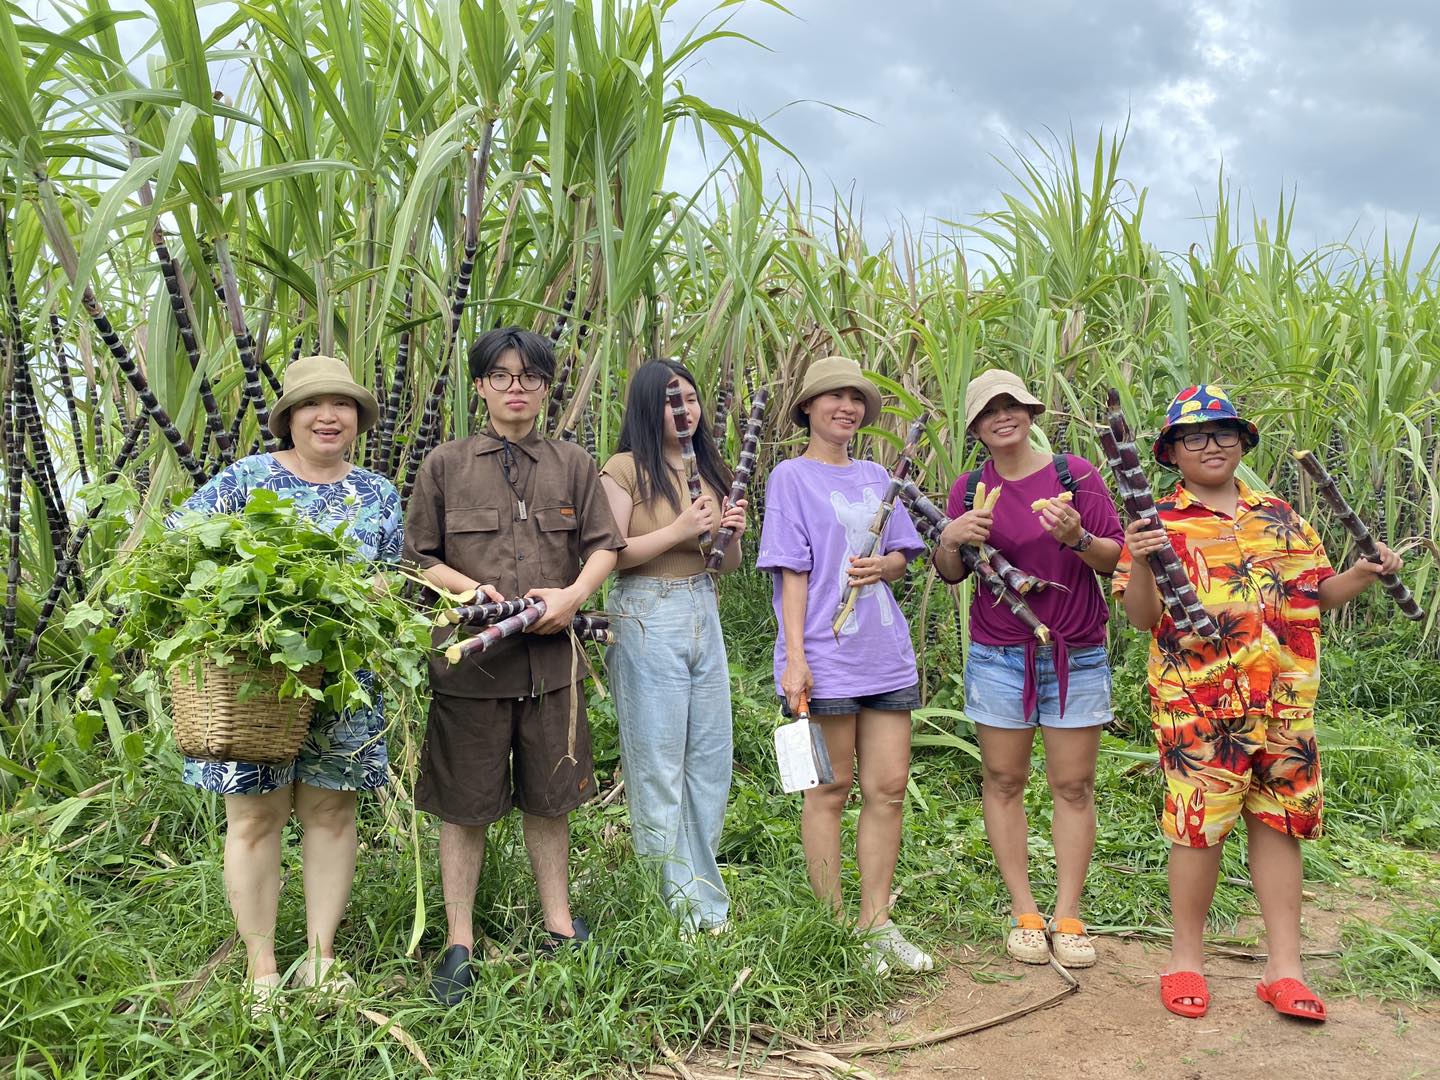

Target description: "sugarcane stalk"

left=666, top=376, right=711, bottom=555
left=403, top=130, right=490, bottom=499
left=131, top=149, right=232, bottom=466
left=895, top=480, right=1053, bottom=643
left=212, top=236, right=277, bottom=453
left=2, top=388, right=21, bottom=661
left=372, top=284, right=412, bottom=477
left=2, top=413, right=147, bottom=715
left=569, top=613, right=611, bottom=636
left=439, top=596, right=539, bottom=627
left=1293, top=448, right=1424, bottom=620
left=831, top=417, right=928, bottom=636
left=49, top=313, right=90, bottom=485
left=711, top=388, right=734, bottom=443
left=706, top=387, right=768, bottom=572
left=1100, top=390, right=1217, bottom=638
left=547, top=303, right=596, bottom=437
left=444, top=598, right=546, bottom=664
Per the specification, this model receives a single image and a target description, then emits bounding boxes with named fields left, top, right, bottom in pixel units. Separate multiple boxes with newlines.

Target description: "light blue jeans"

left=607, top=573, right=732, bottom=929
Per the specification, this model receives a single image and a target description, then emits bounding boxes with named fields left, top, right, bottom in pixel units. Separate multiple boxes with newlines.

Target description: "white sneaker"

left=246, top=972, right=284, bottom=1019
left=864, top=922, right=934, bottom=973
left=291, top=955, right=357, bottom=997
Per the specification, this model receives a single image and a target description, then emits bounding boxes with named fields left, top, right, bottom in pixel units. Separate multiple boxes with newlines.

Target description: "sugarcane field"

left=5, top=1, right=1440, bottom=1077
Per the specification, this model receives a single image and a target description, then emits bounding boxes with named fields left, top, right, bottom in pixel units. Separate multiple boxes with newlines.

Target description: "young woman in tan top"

left=600, top=359, right=747, bottom=932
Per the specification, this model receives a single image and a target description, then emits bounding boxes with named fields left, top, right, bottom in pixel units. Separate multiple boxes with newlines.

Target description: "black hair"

left=467, top=327, right=556, bottom=382
left=615, top=359, right=732, bottom=511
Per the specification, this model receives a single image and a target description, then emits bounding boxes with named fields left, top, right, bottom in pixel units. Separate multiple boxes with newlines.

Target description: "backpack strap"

left=963, top=469, right=982, bottom=512
left=1053, top=453, right=1077, bottom=497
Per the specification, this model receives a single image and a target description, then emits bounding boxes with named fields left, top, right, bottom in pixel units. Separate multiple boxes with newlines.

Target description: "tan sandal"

left=245, top=972, right=284, bottom=1020
left=1006, top=913, right=1050, bottom=964
left=1047, top=916, right=1096, bottom=968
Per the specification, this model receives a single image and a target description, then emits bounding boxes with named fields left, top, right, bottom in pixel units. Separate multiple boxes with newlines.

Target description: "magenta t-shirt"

left=757, top=457, right=926, bottom=699
left=946, top=455, right=1123, bottom=647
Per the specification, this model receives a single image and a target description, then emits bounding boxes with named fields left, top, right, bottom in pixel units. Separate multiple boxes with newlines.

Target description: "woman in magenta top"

left=933, top=370, right=1123, bottom=970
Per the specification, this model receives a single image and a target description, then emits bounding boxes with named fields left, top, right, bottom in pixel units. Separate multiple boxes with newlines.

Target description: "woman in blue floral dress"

left=174, top=355, right=401, bottom=1010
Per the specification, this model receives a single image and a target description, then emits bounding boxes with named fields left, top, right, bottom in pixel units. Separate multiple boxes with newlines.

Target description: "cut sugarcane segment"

left=973, top=480, right=988, bottom=509
left=984, top=485, right=1003, bottom=511
left=1029, top=491, right=1074, bottom=512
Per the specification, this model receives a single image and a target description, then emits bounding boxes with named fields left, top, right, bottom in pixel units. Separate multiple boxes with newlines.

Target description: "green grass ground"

left=2, top=567, right=1438, bottom=1078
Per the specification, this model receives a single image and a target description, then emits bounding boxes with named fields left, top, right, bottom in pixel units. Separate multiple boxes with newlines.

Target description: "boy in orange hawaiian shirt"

left=1113, top=385, right=1401, bottom=1023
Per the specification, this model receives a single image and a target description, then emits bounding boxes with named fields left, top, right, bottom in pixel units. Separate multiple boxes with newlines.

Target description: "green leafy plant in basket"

left=72, top=490, right=433, bottom=745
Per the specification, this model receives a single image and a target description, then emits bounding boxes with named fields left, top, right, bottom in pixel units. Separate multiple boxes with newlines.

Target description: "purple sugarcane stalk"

left=445, top=599, right=547, bottom=663
left=666, top=376, right=711, bottom=555
left=444, top=596, right=540, bottom=627
left=1293, top=448, right=1424, bottom=620
left=1102, top=389, right=1217, bottom=639
left=705, top=387, right=768, bottom=572
left=896, top=480, right=1052, bottom=642
left=831, top=416, right=928, bottom=634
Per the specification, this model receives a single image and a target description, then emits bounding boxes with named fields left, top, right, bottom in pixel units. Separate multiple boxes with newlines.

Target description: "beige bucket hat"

left=964, top=369, right=1044, bottom=430
left=791, top=355, right=883, bottom=428
left=269, top=355, right=380, bottom=441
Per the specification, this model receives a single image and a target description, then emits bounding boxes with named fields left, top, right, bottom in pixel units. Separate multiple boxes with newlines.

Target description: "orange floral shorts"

left=1153, top=706, right=1323, bottom=847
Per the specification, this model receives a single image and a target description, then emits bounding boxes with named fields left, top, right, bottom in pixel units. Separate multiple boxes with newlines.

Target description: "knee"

left=983, top=769, right=1028, bottom=802
left=1048, top=773, right=1095, bottom=808
left=298, top=792, right=357, bottom=837
left=859, top=773, right=908, bottom=809
left=805, top=773, right=854, bottom=812
left=227, top=801, right=290, bottom=845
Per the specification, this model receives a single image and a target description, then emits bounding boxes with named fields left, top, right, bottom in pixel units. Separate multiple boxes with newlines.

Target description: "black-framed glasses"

left=1176, top=428, right=1242, bottom=452
left=485, top=370, right=546, bottom=392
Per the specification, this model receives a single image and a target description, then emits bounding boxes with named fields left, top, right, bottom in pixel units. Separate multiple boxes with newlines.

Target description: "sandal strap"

left=1049, top=917, right=1087, bottom=936
left=1160, top=970, right=1210, bottom=1001
left=1265, top=978, right=1323, bottom=1008
left=1009, top=913, right=1046, bottom=931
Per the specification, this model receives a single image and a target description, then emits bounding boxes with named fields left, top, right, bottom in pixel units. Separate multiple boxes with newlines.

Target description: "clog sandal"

left=1046, top=916, right=1097, bottom=968
left=1006, top=913, right=1050, bottom=965
left=1159, top=970, right=1209, bottom=1018
left=1257, top=977, right=1327, bottom=1022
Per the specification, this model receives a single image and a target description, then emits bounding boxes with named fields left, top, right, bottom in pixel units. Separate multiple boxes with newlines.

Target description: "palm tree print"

left=1210, top=609, right=1248, bottom=660
left=1205, top=713, right=1258, bottom=772
left=1155, top=625, right=1206, bottom=714
left=1159, top=729, right=1206, bottom=779
left=1254, top=503, right=1307, bottom=553
left=1215, top=554, right=1261, bottom=601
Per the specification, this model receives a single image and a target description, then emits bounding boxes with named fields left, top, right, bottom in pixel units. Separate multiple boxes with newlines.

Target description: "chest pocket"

left=533, top=504, right=579, bottom=579
left=444, top=506, right=501, bottom=574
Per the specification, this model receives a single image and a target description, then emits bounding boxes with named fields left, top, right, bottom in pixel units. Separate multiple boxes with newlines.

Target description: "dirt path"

left=859, top=890, right=1440, bottom=1080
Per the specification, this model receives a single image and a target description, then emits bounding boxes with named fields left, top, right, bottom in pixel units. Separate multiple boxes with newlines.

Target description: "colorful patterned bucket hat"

left=1152, top=385, right=1259, bottom=466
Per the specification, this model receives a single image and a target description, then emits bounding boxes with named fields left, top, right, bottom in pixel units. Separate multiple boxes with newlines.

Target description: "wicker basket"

left=169, top=659, right=326, bottom=764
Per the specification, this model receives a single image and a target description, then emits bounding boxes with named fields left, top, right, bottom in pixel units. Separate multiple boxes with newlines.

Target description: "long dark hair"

left=615, top=359, right=732, bottom=511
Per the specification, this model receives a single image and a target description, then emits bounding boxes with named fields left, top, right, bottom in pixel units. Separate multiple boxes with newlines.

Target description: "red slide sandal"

left=1256, top=978, right=1328, bottom=1022
left=1159, top=970, right=1210, bottom=1018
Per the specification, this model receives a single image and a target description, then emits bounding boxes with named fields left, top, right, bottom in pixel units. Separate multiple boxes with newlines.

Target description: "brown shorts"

left=415, top=685, right=595, bottom=826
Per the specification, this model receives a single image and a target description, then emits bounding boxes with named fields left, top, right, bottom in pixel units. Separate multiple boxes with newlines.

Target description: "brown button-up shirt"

left=404, top=424, right=625, bottom=699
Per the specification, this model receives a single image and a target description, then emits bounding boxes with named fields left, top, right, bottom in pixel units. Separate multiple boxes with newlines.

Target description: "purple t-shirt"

left=757, top=457, right=927, bottom=698
left=946, top=455, right=1123, bottom=647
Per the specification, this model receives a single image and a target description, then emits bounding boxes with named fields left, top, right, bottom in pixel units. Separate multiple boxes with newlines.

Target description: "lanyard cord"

left=500, top=438, right=527, bottom=519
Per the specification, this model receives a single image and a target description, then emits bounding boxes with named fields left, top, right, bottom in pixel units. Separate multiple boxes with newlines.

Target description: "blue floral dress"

left=173, top=454, right=403, bottom=795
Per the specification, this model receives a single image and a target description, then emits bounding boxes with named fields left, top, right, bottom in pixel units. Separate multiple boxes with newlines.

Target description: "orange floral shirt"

left=1113, top=480, right=1335, bottom=723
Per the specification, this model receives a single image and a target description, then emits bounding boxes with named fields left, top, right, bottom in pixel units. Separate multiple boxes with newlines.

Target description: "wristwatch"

left=1069, top=530, right=1094, bottom=553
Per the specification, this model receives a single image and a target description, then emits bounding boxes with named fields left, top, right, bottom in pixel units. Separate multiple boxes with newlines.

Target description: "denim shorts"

left=780, top=682, right=922, bottom=718
left=964, top=643, right=1111, bottom=729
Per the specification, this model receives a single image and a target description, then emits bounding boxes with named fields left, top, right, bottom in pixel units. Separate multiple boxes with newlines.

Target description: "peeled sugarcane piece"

left=445, top=598, right=546, bottom=663
left=1292, top=448, right=1424, bottom=620
left=983, top=484, right=1002, bottom=512
left=705, top=387, right=769, bottom=572
left=441, top=596, right=540, bottom=627
left=1030, top=491, right=1074, bottom=512
left=666, top=376, right=711, bottom=555
left=973, top=479, right=987, bottom=510
left=897, top=479, right=1061, bottom=597
left=1100, top=394, right=1218, bottom=639
left=832, top=417, right=928, bottom=636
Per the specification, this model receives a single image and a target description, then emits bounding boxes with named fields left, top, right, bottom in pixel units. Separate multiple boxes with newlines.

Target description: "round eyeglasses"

left=484, top=370, right=546, bottom=393
left=1176, top=428, right=1242, bottom=452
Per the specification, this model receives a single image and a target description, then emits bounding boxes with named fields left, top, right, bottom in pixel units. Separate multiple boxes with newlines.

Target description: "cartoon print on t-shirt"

left=829, top=487, right=896, bottom=635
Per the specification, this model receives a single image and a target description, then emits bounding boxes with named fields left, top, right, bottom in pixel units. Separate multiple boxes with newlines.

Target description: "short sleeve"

left=1070, top=456, right=1123, bottom=544
left=599, top=452, right=640, bottom=502
left=403, top=450, right=446, bottom=569
left=1289, top=504, right=1335, bottom=595
left=375, top=480, right=404, bottom=565
left=756, top=464, right=812, bottom=573
left=574, top=455, right=627, bottom=560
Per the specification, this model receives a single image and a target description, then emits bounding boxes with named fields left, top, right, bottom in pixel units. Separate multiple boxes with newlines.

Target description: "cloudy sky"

left=30, top=0, right=1440, bottom=261
left=661, top=0, right=1440, bottom=260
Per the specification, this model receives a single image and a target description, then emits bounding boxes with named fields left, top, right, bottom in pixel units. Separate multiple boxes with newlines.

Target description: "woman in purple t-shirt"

left=933, top=370, right=1123, bottom=971
left=756, top=356, right=932, bottom=975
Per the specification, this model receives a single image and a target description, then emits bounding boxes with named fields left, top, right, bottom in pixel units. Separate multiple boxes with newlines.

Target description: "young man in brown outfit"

left=404, top=327, right=624, bottom=1005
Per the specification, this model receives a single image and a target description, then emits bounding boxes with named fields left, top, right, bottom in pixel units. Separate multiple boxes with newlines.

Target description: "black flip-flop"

left=430, top=944, right=474, bottom=1006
